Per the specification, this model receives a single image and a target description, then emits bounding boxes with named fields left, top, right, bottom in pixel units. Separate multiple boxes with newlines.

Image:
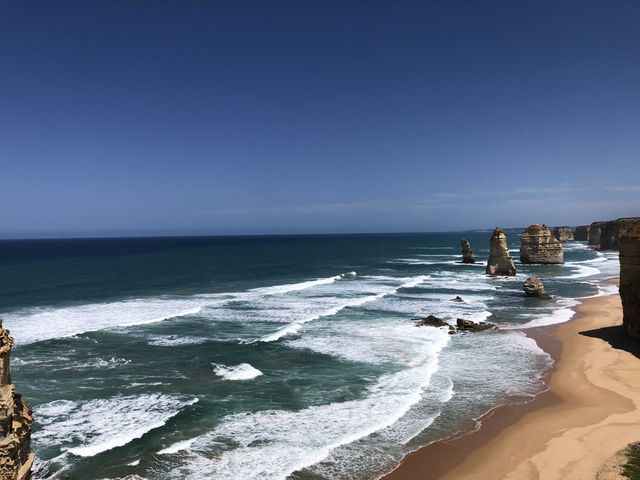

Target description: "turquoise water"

left=0, top=233, right=619, bottom=480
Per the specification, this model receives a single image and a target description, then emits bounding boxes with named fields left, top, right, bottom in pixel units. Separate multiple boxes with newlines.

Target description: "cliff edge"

left=0, top=318, right=34, bottom=480
left=620, top=224, right=640, bottom=342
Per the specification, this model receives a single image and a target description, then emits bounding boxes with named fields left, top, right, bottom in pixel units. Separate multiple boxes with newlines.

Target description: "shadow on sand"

left=580, top=325, right=640, bottom=359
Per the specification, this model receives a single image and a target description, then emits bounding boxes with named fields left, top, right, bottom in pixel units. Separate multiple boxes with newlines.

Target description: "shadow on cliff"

left=580, top=325, right=640, bottom=359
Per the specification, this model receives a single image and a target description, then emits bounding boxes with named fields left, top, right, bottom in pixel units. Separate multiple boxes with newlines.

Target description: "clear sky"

left=1, top=1, right=639, bottom=238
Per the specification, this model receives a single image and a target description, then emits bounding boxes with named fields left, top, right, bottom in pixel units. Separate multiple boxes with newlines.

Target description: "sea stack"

left=620, top=224, right=640, bottom=341
left=523, top=277, right=551, bottom=299
left=486, top=227, right=516, bottom=276
left=588, top=221, right=605, bottom=248
left=553, top=226, right=574, bottom=242
left=0, top=318, right=34, bottom=480
left=574, top=225, right=591, bottom=241
left=599, top=217, right=640, bottom=251
left=520, top=224, right=563, bottom=264
left=460, top=239, right=475, bottom=263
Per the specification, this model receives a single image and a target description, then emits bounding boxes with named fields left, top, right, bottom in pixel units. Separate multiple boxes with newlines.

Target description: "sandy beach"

left=383, top=290, right=640, bottom=480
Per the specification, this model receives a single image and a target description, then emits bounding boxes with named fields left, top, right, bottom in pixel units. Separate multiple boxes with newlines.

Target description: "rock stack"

left=599, top=217, right=640, bottom=251
left=486, top=228, right=516, bottom=276
left=0, top=318, right=34, bottom=480
left=520, top=224, right=563, bottom=264
left=574, top=225, right=591, bottom=242
left=523, top=277, right=551, bottom=299
left=588, top=221, right=605, bottom=248
left=460, top=239, right=475, bottom=263
left=620, top=224, right=640, bottom=341
left=553, top=226, right=574, bottom=242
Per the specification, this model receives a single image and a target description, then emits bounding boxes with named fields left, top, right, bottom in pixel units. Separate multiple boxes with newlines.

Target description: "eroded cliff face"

left=486, top=227, right=516, bottom=276
left=599, top=217, right=640, bottom=251
left=520, top=224, right=563, bottom=264
left=574, top=225, right=590, bottom=242
left=0, top=318, right=34, bottom=480
left=620, top=224, right=640, bottom=342
left=589, top=221, right=604, bottom=248
left=553, top=226, right=574, bottom=242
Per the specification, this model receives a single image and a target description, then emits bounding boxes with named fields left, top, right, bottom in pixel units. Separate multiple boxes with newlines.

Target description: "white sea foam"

left=169, top=330, right=450, bottom=480
left=250, top=272, right=355, bottom=295
left=147, top=335, right=209, bottom=347
left=516, top=297, right=579, bottom=329
left=158, top=437, right=200, bottom=455
left=6, top=299, right=207, bottom=345
left=34, top=394, right=198, bottom=457
left=257, top=275, right=430, bottom=342
left=213, top=363, right=263, bottom=380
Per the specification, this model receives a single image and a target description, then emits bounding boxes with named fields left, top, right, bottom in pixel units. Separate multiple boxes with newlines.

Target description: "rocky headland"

left=620, top=223, right=640, bottom=342
left=574, top=225, right=591, bottom=241
left=588, top=221, right=605, bottom=248
left=460, top=239, right=475, bottom=263
left=599, top=217, right=640, bottom=251
left=0, top=318, right=34, bottom=480
left=553, top=226, right=574, bottom=242
left=486, top=227, right=516, bottom=276
left=520, top=224, right=563, bottom=264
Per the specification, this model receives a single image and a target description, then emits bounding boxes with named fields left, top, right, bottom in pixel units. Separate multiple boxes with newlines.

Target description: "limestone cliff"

left=552, top=226, right=574, bottom=242
left=574, top=225, right=590, bottom=242
left=486, top=227, right=516, bottom=276
left=0, top=318, right=34, bottom=480
left=460, top=239, right=475, bottom=263
left=588, top=221, right=605, bottom=248
left=520, top=224, right=563, bottom=264
left=620, top=224, right=640, bottom=342
left=599, top=217, right=640, bottom=251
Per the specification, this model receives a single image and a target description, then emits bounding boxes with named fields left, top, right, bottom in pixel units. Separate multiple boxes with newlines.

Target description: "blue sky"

left=1, top=1, right=639, bottom=237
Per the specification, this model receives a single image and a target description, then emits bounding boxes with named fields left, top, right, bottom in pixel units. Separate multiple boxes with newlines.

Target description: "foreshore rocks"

left=553, top=226, right=574, bottom=242
left=574, top=225, right=591, bottom=242
left=523, top=277, right=551, bottom=299
left=620, top=224, right=640, bottom=341
left=414, top=315, right=496, bottom=333
left=486, top=228, right=516, bottom=276
left=599, top=217, right=640, bottom=251
left=0, top=318, right=34, bottom=480
left=520, top=224, right=563, bottom=264
left=460, top=239, right=475, bottom=263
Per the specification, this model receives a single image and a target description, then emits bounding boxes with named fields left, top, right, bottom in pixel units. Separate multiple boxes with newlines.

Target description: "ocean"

left=0, top=232, right=619, bottom=480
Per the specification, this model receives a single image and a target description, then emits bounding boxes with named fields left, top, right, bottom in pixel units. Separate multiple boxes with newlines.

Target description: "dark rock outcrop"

left=599, top=217, right=640, bottom=251
left=523, top=277, right=551, bottom=299
left=456, top=318, right=497, bottom=332
left=0, top=318, right=34, bottom=480
left=486, top=227, right=516, bottom=276
left=553, top=226, right=574, bottom=242
left=520, top=224, right=563, bottom=264
left=415, top=315, right=448, bottom=328
left=451, top=296, right=464, bottom=303
left=588, top=221, right=605, bottom=248
left=574, top=225, right=590, bottom=242
left=460, top=239, right=475, bottom=264
left=620, top=224, right=640, bottom=341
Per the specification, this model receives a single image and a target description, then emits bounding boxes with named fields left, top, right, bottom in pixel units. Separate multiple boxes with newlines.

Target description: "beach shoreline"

left=382, top=287, right=640, bottom=480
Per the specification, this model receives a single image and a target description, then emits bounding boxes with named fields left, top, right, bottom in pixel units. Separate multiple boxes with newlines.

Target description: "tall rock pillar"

left=620, top=225, right=640, bottom=341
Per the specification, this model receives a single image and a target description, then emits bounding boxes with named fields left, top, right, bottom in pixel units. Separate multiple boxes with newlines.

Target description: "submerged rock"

left=574, top=225, right=591, bottom=242
left=456, top=318, right=497, bottom=332
left=451, top=296, right=464, bottom=303
left=0, top=317, right=34, bottom=480
left=553, top=226, right=574, bottom=242
left=620, top=224, right=640, bottom=342
left=520, top=224, right=563, bottom=264
left=599, top=217, right=640, bottom=251
left=460, top=239, right=475, bottom=263
left=523, top=277, right=551, bottom=299
left=486, top=227, right=516, bottom=276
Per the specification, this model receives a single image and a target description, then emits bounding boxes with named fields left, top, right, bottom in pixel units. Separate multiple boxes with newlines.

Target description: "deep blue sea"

left=0, top=232, right=619, bottom=480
